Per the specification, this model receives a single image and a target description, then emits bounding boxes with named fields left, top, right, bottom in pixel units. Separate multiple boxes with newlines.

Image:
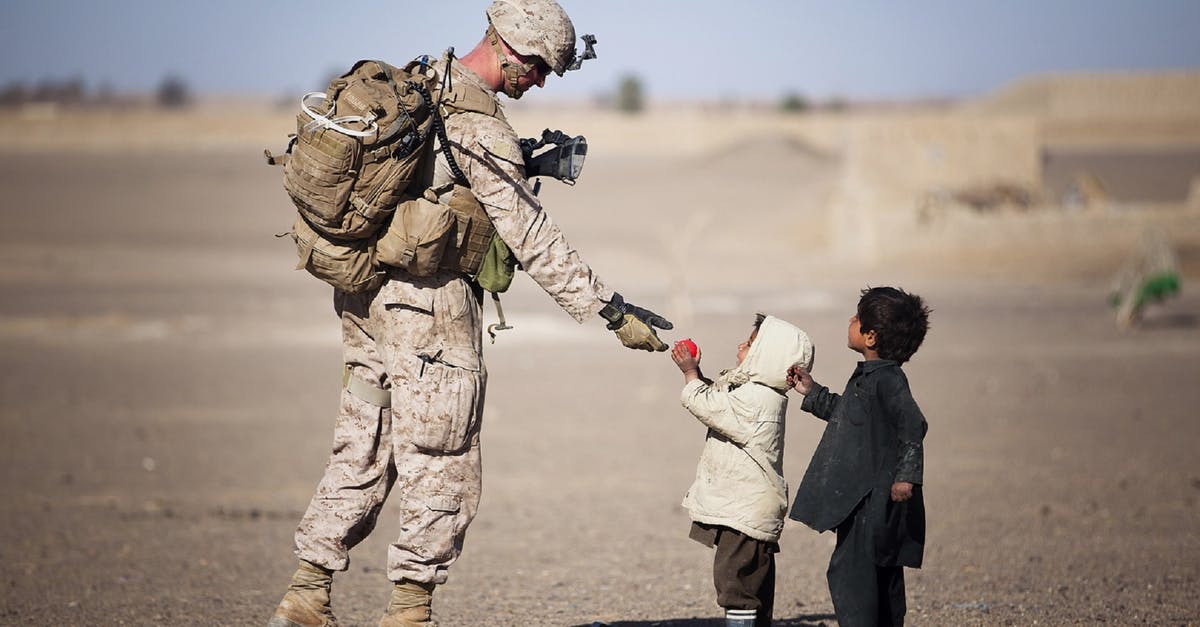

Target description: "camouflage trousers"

left=295, top=270, right=486, bottom=585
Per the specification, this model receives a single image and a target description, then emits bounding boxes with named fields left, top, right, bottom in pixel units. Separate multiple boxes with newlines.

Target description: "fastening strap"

left=342, top=365, right=391, bottom=408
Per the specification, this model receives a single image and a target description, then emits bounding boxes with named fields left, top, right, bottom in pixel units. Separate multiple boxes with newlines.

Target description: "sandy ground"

left=1, top=116, right=1198, bottom=627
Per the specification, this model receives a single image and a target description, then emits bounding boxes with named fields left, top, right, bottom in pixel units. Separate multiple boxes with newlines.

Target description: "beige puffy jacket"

left=680, top=316, right=814, bottom=542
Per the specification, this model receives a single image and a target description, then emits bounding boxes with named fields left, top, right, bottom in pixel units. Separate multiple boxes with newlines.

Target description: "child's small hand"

left=671, top=340, right=701, bottom=376
left=787, top=364, right=815, bottom=395
left=890, top=481, right=914, bottom=502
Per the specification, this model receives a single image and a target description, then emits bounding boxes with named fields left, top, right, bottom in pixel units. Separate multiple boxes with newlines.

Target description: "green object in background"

left=1110, top=271, right=1181, bottom=309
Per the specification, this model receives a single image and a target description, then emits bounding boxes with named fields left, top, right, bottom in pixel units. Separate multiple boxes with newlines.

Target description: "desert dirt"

left=1, top=92, right=1199, bottom=626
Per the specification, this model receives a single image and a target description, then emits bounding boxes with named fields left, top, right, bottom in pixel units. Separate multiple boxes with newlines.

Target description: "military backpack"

left=266, top=56, right=515, bottom=294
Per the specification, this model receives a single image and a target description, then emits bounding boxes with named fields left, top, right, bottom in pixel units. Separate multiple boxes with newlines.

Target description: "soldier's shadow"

left=571, top=615, right=837, bottom=627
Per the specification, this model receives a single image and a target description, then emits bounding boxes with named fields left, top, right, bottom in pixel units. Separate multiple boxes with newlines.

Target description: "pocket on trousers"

left=397, top=489, right=463, bottom=564
left=396, top=347, right=482, bottom=453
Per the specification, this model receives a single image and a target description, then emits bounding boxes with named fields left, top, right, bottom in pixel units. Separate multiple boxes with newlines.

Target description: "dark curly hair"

left=857, top=287, right=931, bottom=364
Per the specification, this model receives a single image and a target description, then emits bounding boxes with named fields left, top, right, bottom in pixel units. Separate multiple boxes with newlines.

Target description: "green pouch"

left=474, top=234, right=517, bottom=293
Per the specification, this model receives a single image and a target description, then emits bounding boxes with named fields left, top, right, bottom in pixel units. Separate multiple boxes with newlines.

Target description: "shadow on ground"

left=1138, top=311, right=1197, bottom=329
left=572, top=615, right=837, bottom=627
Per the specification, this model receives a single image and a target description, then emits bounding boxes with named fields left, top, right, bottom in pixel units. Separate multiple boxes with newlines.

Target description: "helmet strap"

left=486, top=24, right=536, bottom=99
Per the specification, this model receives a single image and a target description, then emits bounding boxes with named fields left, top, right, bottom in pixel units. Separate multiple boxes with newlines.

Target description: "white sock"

left=726, top=608, right=757, bottom=622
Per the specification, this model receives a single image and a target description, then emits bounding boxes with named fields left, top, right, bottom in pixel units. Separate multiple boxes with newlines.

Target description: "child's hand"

left=671, top=340, right=701, bottom=377
left=787, top=364, right=815, bottom=395
left=890, top=481, right=914, bottom=502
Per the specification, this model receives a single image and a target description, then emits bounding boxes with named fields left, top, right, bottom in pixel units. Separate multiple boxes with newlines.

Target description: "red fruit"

left=680, top=338, right=698, bottom=358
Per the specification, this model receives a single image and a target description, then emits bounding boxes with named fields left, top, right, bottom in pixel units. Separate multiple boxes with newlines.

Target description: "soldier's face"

left=513, top=52, right=550, bottom=93
left=497, top=35, right=551, bottom=99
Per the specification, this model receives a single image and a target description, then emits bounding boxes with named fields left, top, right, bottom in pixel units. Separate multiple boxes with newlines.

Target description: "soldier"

left=267, top=1, right=673, bottom=626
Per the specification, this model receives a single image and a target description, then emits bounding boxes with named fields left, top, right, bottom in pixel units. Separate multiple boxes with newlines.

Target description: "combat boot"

left=378, top=580, right=436, bottom=627
left=267, top=560, right=339, bottom=627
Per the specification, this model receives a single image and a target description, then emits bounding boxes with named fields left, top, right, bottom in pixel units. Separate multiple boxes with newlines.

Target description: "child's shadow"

left=1138, top=311, right=1197, bottom=330
left=572, top=615, right=836, bottom=627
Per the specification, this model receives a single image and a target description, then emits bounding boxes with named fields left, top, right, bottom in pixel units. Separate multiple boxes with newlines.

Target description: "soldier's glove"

left=598, top=293, right=673, bottom=352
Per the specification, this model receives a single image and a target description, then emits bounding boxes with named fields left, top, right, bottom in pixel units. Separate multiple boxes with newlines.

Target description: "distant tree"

left=59, top=77, right=86, bottom=105
left=24, top=77, right=86, bottom=106
left=826, top=96, right=848, bottom=113
left=157, top=74, right=191, bottom=109
left=615, top=74, right=644, bottom=114
left=0, top=82, right=29, bottom=107
left=780, top=92, right=810, bottom=113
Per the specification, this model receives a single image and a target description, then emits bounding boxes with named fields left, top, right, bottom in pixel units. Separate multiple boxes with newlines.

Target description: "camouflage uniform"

left=293, top=57, right=612, bottom=585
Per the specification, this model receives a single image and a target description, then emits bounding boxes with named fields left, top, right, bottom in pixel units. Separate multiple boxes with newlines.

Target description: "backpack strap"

left=411, top=55, right=506, bottom=123
left=441, top=83, right=505, bottom=122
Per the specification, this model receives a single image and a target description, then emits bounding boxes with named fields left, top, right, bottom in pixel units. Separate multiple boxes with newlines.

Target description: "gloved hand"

left=599, top=293, right=673, bottom=352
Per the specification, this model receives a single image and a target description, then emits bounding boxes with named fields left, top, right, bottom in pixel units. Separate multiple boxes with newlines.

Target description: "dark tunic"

left=788, top=359, right=927, bottom=568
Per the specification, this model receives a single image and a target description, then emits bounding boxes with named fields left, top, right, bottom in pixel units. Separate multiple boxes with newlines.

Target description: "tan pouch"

left=283, top=117, right=362, bottom=230
left=438, top=184, right=497, bottom=276
left=290, top=216, right=384, bottom=293
left=376, top=195, right=454, bottom=277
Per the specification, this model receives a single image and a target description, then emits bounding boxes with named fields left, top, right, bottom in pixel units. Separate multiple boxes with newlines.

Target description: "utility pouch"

left=438, top=185, right=497, bottom=277
left=474, top=234, right=517, bottom=293
left=289, top=215, right=385, bottom=294
left=376, top=193, right=455, bottom=277
left=282, top=116, right=362, bottom=229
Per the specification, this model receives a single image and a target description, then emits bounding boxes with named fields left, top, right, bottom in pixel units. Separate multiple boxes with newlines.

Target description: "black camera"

left=520, top=129, right=588, bottom=185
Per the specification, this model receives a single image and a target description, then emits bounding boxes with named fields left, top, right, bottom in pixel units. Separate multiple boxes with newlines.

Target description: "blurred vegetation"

left=615, top=74, right=644, bottom=114
left=156, top=75, right=192, bottom=109
left=0, top=74, right=194, bottom=109
left=0, top=77, right=86, bottom=107
left=779, top=92, right=811, bottom=113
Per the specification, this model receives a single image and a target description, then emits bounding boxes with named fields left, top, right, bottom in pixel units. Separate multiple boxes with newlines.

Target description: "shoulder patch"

left=482, top=132, right=523, bottom=165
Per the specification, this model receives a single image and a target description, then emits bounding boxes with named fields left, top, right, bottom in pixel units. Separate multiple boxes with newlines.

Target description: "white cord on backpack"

left=299, top=92, right=379, bottom=138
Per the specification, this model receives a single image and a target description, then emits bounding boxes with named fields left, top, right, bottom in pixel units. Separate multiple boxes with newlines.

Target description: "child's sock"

left=725, top=608, right=756, bottom=626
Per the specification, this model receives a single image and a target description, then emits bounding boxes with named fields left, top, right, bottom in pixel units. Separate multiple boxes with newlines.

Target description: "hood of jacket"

left=728, top=315, right=814, bottom=392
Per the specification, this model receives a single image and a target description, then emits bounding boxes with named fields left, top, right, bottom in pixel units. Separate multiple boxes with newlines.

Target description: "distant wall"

left=966, top=72, right=1200, bottom=121
left=966, top=72, right=1200, bottom=148
left=824, top=113, right=1041, bottom=262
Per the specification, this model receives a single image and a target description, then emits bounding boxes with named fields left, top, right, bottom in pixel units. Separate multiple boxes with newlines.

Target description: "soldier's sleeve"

left=880, top=371, right=928, bottom=485
left=444, top=113, right=613, bottom=323
left=679, top=380, right=756, bottom=445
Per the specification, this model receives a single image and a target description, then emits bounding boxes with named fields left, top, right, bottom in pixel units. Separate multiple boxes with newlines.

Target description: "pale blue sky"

left=1, top=1, right=1198, bottom=101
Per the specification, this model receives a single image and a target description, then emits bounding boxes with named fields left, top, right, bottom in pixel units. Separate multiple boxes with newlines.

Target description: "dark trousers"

left=827, top=498, right=906, bottom=627
left=690, top=523, right=777, bottom=627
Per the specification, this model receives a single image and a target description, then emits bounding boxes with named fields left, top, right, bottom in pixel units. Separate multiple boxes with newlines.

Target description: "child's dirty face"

left=847, top=313, right=875, bottom=354
left=736, top=328, right=758, bottom=365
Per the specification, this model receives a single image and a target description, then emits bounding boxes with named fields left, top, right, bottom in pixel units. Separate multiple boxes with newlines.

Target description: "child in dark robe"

left=787, top=286, right=931, bottom=627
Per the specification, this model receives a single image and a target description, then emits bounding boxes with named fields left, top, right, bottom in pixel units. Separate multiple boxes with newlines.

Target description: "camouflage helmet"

left=486, top=0, right=576, bottom=76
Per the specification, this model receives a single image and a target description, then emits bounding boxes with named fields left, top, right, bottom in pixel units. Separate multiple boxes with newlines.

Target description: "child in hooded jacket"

left=670, top=314, right=815, bottom=627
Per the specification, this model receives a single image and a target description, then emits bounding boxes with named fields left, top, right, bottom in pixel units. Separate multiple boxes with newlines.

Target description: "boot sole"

left=267, top=618, right=309, bottom=627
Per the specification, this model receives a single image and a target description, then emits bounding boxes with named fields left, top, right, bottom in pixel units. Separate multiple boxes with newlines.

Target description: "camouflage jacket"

left=426, top=56, right=613, bottom=323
